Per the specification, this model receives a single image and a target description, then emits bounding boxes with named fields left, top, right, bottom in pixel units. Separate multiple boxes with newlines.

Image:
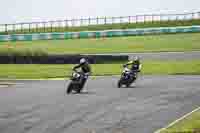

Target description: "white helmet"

left=80, top=58, right=86, bottom=64
left=133, top=56, right=139, bottom=61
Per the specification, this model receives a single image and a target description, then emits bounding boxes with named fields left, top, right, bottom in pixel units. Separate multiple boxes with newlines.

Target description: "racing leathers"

left=123, top=60, right=142, bottom=79
left=73, top=62, right=91, bottom=89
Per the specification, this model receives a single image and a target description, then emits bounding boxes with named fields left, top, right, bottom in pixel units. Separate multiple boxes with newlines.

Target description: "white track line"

left=0, top=85, right=9, bottom=88
left=0, top=82, right=24, bottom=85
left=154, top=106, right=200, bottom=133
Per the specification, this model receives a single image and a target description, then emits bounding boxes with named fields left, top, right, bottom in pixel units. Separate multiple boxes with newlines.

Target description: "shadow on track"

left=65, top=91, right=96, bottom=95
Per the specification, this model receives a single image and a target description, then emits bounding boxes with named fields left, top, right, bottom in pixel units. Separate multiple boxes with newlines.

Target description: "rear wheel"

left=126, top=83, right=130, bottom=88
left=76, top=88, right=82, bottom=93
left=77, top=78, right=87, bottom=93
left=76, top=83, right=82, bottom=93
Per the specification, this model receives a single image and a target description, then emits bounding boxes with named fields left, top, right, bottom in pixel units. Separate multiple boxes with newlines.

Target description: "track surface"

left=0, top=76, right=200, bottom=133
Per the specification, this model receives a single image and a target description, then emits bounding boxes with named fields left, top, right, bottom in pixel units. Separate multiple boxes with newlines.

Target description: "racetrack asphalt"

left=0, top=75, right=200, bottom=133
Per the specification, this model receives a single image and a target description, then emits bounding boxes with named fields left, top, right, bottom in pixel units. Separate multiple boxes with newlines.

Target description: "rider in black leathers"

left=73, top=58, right=91, bottom=89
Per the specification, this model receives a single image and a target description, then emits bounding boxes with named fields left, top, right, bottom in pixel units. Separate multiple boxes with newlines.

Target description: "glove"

left=123, top=64, right=127, bottom=67
left=85, top=72, right=90, bottom=76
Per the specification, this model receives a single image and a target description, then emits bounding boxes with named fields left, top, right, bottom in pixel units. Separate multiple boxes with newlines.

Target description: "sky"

left=0, top=0, right=199, bottom=24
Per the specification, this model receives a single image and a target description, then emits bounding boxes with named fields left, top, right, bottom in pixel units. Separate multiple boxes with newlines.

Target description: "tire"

left=66, top=82, right=73, bottom=94
left=118, top=80, right=122, bottom=88
left=126, top=83, right=130, bottom=88
left=77, top=78, right=87, bottom=93
left=76, top=88, right=82, bottom=93
left=76, top=83, right=82, bottom=93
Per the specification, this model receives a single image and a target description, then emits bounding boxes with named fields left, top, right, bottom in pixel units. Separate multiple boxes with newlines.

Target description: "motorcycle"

left=117, top=66, right=138, bottom=88
left=66, top=70, right=88, bottom=94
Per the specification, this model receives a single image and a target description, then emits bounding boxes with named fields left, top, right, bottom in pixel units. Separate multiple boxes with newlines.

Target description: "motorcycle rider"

left=73, top=58, right=91, bottom=89
left=123, top=56, right=142, bottom=77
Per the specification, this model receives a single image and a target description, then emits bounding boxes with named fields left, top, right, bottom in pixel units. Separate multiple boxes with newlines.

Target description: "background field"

left=0, top=60, right=200, bottom=79
left=0, top=33, right=200, bottom=56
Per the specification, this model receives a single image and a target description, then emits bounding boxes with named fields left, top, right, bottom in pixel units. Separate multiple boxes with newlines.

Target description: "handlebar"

left=123, top=64, right=128, bottom=68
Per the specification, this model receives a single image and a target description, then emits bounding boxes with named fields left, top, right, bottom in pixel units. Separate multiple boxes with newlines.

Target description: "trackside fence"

left=0, top=12, right=200, bottom=34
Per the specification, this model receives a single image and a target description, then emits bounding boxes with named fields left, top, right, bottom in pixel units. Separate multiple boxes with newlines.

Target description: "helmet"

left=133, top=56, right=139, bottom=62
left=80, top=58, right=86, bottom=64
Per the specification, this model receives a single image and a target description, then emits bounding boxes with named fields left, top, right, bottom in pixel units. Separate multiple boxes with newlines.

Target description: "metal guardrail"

left=0, top=12, right=200, bottom=34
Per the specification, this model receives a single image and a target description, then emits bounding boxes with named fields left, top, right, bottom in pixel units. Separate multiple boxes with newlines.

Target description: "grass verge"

left=160, top=109, right=200, bottom=133
left=0, top=60, right=200, bottom=79
left=0, top=33, right=200, bottom=56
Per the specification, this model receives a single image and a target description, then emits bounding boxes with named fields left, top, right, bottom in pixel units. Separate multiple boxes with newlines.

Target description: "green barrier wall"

left=0, top=26, right=199, bottom=42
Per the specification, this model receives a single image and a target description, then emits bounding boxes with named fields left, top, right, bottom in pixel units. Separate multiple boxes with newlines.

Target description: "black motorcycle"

left=118, top=66, right=137, bottom=88
left=66, top=70, right=88, bottom=94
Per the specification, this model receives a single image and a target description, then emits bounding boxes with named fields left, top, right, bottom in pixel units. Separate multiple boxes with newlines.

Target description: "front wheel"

left=118, top=80, right=122, bottom=88
left=66, top=82, right=73, bottom=94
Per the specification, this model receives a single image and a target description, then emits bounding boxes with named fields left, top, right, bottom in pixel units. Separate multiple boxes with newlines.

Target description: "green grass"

left=0, top=33, right=200, bottom=56
left=160, top=109, right=200, bottom=133
left=2, top=19, right=200, bottom=35
left=0, top=60, right=200, bottom=79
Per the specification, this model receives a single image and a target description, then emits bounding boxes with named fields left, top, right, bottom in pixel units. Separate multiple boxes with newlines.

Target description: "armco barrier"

left=0, top=26, right=200, bottom=42
left=0, top=55, right=129, bottom=64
